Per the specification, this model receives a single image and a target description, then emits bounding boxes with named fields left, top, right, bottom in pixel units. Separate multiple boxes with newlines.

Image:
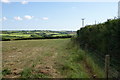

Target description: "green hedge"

left=76, top=19, right=120, bottom=70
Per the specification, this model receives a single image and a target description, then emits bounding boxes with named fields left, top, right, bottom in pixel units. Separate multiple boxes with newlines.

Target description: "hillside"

left=1, top=30, right=76, bottom=41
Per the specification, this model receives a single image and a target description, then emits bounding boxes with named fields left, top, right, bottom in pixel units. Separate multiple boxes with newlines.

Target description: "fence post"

left=105, top=55, right=110, bottom=80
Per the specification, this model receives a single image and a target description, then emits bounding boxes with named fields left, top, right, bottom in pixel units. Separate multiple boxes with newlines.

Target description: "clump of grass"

left=74, top=49, right=86, bottom=62
left=86, top=56, right=105, bottom=78
left=59, top=61, right=89, bottom=78
left=2, top=68, right=11, bottom=76
left=32, top=64, right=35, bottom=68
left=20, top=67, right=32, bottom=78
left=31, top=73, right=49, bottom=78
left=20, top=67, right=50, bottom=78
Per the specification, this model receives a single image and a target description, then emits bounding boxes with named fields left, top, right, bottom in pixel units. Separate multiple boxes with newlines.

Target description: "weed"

left=32, top=64, right=35, bottom=68
left=31, top=73, right=49, bottom=78
left=20, top=68, right=32, bottom=78
left=20, top=67, right=50, bottom=78
left=2, top=68, right=11, bottom=76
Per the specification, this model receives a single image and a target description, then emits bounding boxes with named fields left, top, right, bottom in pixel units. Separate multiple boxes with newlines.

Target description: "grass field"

left=1, top=34, right=31, bottom=37
left=2, top=39, right=104, bottom=78
left=1, top=30, right=76, bottom=41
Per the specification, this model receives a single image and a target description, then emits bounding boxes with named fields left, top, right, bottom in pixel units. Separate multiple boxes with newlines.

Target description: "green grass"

left=1, top=34, right=31, bottom=37
left=52, top=34, right=69, bottom=37
left=2, top=39, right=105, bottom=78
left=20, top=67, right=50, bottom=78
left=2, top=68, right=12, bottom=76
left=46, top=32, right=60, bottom=35
left=85, top=55, right=105, bottom=78
left=1, top=32, right=74, bottom=41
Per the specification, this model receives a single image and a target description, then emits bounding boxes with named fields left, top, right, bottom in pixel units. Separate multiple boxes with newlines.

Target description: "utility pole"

left=82, top=18, right=85, bottom=27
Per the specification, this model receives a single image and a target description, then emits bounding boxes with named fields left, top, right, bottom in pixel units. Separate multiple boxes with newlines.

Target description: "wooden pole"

left=105, top=55, right=110, bottom=80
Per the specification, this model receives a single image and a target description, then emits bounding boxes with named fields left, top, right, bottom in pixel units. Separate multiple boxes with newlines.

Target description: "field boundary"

left=1, top=36, right=72, bottom=41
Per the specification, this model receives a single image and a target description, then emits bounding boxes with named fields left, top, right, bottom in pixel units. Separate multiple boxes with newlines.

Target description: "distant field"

left=1, top=30, right=76, bottom=41
left=1, top=34, right=31, bottom=37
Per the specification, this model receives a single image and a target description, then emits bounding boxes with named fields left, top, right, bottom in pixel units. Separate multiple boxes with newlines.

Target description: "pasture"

left=2, top=39, right=89, bottom=78
left=1, top=30, right=76, bottom=41
left=2, top=39, right=104, bottom=78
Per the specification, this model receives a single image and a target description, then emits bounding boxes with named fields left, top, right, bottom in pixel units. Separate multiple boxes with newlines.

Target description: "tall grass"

left=55, top=40, right=90, bottom=78
left=69, top=38, right=105, bottom=78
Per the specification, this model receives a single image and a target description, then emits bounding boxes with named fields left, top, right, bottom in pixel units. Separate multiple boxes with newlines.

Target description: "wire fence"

left=84, top=46, right=120, bottom=78
left=73, top=34, right=120, bottom=79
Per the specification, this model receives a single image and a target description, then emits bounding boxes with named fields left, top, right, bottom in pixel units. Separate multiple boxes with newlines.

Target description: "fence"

left=73, top=38, right=120, bottom=78
left=85, top=47, right=120, bottom=79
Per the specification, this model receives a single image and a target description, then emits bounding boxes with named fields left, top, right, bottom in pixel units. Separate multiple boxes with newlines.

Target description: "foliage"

left=76, top=19, right=120, bottom=71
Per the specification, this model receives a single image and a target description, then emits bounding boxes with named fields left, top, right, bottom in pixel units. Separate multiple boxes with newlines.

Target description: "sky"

left=1, top=1, right=118, bottom=31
